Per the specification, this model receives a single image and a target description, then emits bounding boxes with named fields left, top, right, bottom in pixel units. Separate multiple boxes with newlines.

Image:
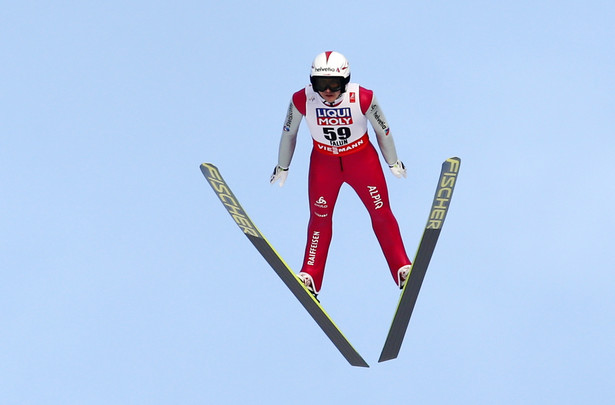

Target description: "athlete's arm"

left=361, top=88, right=399, bottom=166
left=277, top=100, right=302, bottom=169
left=271, top=90, right=305, bottom=186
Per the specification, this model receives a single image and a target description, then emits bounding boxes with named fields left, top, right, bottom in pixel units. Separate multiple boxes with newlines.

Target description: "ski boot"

left=397, top=265, right=412, bottom=289
left=298, top=272, right=319, bottom=301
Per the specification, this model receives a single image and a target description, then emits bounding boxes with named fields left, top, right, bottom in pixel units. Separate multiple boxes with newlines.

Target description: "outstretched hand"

left=389, top=160, right=407, bottom=179
left=270, top=165, right=289, bottom=187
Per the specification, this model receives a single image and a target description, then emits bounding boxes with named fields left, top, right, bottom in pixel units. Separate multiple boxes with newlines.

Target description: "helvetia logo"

left=313, top=67, right=337, bottom=73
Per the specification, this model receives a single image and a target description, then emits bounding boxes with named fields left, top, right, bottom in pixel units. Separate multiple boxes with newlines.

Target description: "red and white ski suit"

left=276, top=83, right=410, bottom=293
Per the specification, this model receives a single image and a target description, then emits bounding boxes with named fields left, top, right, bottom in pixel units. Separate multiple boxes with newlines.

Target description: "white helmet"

left=310, top=51, right=351, bottom=93
left=310, top=51, right=350, bottom=78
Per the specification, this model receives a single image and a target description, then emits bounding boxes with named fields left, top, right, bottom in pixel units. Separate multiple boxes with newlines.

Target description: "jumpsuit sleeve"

left=277, top=91, right=305, bottom=169
left=364, top=93, right=400, bottom=166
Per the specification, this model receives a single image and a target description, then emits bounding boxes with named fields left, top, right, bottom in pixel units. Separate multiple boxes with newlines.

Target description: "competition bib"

left=304, top=83, right=369, bottom=156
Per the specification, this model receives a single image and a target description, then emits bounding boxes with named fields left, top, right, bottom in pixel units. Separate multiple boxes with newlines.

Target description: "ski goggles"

left=311, top=76, right=344, bottom=92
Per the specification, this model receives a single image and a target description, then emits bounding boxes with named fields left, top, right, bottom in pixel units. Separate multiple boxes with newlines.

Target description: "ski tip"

left=443, top=157, right=461, bottom=173
left=200, top=163, right=220, bottom=177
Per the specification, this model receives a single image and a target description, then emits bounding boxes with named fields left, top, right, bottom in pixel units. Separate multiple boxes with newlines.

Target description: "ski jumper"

left=277, top=83, right=411, bottom=293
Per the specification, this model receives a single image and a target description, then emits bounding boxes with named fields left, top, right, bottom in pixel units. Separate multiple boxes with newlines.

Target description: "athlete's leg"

left=299, top=150, right=343, bottom=293
left=343, top=145, right=411, bottom=285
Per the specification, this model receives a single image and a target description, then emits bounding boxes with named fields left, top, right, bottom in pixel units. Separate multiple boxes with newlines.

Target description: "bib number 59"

left=323, top=127, right=351, bottom=141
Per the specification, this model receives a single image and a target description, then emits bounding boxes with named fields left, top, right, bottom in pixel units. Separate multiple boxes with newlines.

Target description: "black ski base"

left=379, top=157, right=461, bottom=362
left=200, top=163, right=369, bottom=367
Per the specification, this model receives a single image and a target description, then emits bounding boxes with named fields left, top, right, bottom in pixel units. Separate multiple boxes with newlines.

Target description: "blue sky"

left=2, top=1, right=614, bottom=404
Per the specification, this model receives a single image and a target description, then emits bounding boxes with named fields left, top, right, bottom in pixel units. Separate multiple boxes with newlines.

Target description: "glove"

left=389, top=160, right=407, bottom=178
left=270, top=165, right=289, bottom=187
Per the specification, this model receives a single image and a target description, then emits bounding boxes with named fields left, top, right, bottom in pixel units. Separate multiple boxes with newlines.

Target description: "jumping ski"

left=379, top=157, right=461, bottom=362
left=200, top=163, right=369, bottom=367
